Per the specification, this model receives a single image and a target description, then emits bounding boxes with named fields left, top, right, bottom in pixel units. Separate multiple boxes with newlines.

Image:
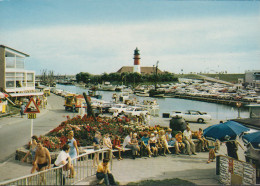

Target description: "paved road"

left=0, top=93, right=248, bottom=184
left=0, top=94, right=75, bottom=162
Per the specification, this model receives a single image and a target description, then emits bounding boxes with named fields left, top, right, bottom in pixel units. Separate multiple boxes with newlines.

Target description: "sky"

left=0, top=0, right=260, bottom=75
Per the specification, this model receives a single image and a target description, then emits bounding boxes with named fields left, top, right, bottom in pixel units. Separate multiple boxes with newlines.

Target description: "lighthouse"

left=133, top=47, right=141, bottom=74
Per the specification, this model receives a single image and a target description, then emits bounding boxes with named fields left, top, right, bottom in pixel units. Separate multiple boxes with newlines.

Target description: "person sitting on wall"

left=131, top=133, right=140, bottom=157
left=166, top=128, right=176, bottom=147
left=141, top=132, right=152, bottom=157
left=96, top=158, right=117, bottom=186
left=175, top=131, right=185, bottom=155
left=123, top=132, right=138, bottom=159
left=196, top=128, right=208, bottom=151
left=103, top=133, right=115, bottom=159
left=54, top=144, right=74, bottom=178
left=159, top=130, right=171, bottom=155
left=112, top=135, right=124, bottom=160
left=183, top=126, right=197, bottom=156
left=149, top=133, right=158, bottom=156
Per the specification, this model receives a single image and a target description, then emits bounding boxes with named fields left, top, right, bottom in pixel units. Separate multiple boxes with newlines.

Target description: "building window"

left=5, top=54, right=25, bottom=69
left=16, top=72, right=25, bottom=87
left=6, top=81, right=15, bottom=88
left=16, top=57, right=25, bottom=69
left=6, top=72, right=15, bottom=77
left=6, top=57, right=15, bottom=68
left=27, top=73, right=34, bottom=87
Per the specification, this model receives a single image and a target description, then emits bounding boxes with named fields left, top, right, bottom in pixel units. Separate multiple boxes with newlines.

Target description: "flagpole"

left=31, top=119, right=33, bottom=144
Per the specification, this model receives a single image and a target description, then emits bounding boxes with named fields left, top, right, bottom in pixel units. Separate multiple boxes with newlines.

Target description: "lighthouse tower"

left=133, top=47, right=141, bottom=74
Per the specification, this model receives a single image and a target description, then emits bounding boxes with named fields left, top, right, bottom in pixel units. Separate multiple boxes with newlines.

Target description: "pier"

left=166, top=94, right=250, bottom=107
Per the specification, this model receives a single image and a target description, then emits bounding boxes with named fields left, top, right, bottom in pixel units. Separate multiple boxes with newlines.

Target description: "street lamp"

left=154, top=61, right=159, bottom=91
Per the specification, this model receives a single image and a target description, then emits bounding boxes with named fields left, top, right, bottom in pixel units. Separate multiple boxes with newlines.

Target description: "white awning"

left=9, top=92, right=44, bottom=97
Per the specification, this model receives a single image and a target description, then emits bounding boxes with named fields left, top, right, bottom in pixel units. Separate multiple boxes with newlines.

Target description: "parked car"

left=171, top=110, right=212, bottom=123
left=124, top=106, right=149, bottom=117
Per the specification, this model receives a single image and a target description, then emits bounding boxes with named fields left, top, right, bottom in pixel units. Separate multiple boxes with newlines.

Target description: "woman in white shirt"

left=54, top=144, right=75, bottom=178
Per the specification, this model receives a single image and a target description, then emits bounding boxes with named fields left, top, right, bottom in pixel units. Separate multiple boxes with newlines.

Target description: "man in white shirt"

left=183, top=126, right=197, bottom=155
left=54, top=144, right=75, bottom=178
left=123, top=132, right=138, bottom=159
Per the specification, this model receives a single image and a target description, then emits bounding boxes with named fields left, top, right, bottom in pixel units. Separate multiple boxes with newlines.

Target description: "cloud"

left=0, top=15, right=259, bottom=75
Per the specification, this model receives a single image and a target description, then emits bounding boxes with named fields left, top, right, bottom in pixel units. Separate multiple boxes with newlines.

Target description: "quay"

left=168, top=94, right=249, bottom=107
left=0, top=92, right=258, bottom=185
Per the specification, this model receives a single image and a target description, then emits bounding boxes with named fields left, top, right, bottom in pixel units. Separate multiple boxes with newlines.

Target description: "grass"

left=126, top=178, right=195, bottom=185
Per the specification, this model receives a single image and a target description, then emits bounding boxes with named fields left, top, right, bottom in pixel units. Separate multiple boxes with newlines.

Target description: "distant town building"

left=0, top=45, right=41, bottom=97
left=245, top=70, right=260, bottom=88
left=117, top=48, right=163, bottom=75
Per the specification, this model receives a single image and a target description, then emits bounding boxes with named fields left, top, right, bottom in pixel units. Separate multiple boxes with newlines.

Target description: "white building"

left=0, top=45, right=41, bottom=97
left=245, top=70, right=260, bottom=89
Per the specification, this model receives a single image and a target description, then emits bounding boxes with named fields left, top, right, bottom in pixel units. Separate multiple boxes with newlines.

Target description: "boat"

left=98, top=82, right=116, bottom=91
left=153, top=94, right=165, bottom=98
left=88, top=90, right=102, bottom=99
left=136, top=90, right=150, bottom=97
left=119, top=92, right=130, bottom=102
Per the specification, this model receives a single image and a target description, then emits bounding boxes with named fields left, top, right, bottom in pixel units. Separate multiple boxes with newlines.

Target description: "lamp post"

left=236, top=101, right=242, bottom=119
left=154, top=61, right=159, bottom=91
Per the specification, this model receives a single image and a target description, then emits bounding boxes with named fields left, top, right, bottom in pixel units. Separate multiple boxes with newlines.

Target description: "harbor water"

left=56, top=84, right=250, bottom=121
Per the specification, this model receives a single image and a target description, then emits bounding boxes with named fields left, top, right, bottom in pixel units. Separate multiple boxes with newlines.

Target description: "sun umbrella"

left=203, top=120, right=250, bottom=142
left=242, top=131, right=260, bottom=150
left=0, top=92, right=8, bottom=99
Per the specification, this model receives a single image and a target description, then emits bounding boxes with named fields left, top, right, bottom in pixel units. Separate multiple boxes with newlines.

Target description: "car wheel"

left=198, top=118, right=204, bottom=123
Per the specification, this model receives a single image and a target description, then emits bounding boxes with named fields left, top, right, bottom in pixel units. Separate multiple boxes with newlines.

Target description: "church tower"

left=133, top=47, right=141, bottom=74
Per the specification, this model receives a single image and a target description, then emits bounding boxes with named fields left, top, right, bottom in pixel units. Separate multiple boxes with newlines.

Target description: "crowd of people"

left=21, top=124, right=227, bottom=185
left=90, top=124, right=221, bottom=162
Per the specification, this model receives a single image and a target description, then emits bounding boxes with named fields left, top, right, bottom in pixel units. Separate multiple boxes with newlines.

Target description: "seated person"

left=197, top=128, right=208, bottom=151
left=96, top=159, right=117, bottom=185
left=166, top=128, right=176, bottom=146
left=154, top=130, right=162, bottom=155
left=103, top=133, right=115, bottom=159
left=123, top=132, right=138, bottom=159
left=54, top=144, right=74, bottom=178
left=112, top=135, right=124, bottom=160
left=131, top=133, right=140, bottom=157
left=175, top=131, right=185, bottom=155
left=141, top=133, right=152, bottom=157
left=183, top=126, right=197, bottom=155
left=149, top=133, right=158, bottom=156
left=159, top=130, right=171, bottom=155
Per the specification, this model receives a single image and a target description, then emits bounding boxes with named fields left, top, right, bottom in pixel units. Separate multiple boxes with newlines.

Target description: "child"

left=112, top=135, right=124, bottom=160
left=207, top=140, right=216, bottom=163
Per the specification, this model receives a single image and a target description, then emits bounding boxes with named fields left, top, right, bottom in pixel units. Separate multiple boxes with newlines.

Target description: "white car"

left=108, top=104, right=128, bottom=114
left=124, top=107, right=149, bottom=117
left=171, top=110, right=211, bottom=123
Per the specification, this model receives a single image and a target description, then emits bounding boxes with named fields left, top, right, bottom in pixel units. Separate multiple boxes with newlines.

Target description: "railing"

left=0, top=148, right=112, bottom=185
